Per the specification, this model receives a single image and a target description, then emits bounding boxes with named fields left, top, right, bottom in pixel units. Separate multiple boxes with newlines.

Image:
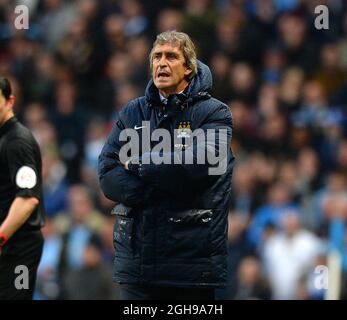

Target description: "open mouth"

left=157, top=71, right=170, bottom=79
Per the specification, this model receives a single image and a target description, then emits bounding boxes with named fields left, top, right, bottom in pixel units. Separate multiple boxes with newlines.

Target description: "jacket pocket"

left=163, top=209, right=213, bottom=260
left=167, top=209, right=213, bottom=224
left=112, top=204, right=134, bottom=257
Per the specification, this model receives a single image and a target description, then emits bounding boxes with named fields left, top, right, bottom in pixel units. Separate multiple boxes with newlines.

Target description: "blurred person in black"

left=49, top=81, right=87, bottom=183
left=0, top=77, right=45, bottom=300
left=63, top=235, right=119, bottom=300
left=234, top=256, right=271, bottom=300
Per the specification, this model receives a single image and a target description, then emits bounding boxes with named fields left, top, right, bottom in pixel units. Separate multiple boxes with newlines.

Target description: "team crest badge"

left=176, top=121, right=192, bottom=139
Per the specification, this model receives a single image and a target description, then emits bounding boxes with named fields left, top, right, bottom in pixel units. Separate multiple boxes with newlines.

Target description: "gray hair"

left=149, top=31, right=198, bottom=79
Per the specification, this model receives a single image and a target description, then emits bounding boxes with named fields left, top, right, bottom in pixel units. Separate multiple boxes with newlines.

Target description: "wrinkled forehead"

left=152, top=42, right=183, bottom=55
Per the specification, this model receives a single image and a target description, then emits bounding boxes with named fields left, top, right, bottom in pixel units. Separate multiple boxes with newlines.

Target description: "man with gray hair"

left=98, top=31, right=235, bottom=300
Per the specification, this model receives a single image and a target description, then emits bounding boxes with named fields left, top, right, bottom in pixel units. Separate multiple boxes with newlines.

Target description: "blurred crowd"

left=1, top=0, right=347, bottom=300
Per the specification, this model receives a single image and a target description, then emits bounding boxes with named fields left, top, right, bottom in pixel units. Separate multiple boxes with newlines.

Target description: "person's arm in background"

left=0, top=197, right=39, bottom=250
left=127, top=103, right=234, bottom=194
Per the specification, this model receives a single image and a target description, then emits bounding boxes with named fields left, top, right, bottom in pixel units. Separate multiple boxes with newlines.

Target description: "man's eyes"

left=167, top=54, right=177, bottom=59
left=154, top=53, right=178, bottom=60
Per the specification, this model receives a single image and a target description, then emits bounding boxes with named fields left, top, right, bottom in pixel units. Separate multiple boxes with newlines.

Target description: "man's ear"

left=8, top=95, right=15, bottom=107
left=185, top=67, right=192, bottom=77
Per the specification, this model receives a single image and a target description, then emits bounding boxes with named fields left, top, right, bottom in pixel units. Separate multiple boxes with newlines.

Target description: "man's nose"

left=159, top=56, right=168, bottom=67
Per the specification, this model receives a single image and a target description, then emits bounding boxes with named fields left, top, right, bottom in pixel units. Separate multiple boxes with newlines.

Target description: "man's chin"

left=154, top=83, right=172, bottom=90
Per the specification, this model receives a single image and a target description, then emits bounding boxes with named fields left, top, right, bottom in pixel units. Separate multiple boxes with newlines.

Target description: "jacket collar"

left=145, top=60, right=213, bottom=109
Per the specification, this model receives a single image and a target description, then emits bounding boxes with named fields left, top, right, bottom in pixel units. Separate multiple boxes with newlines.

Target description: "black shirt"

left=0, top=117, right=45, bottom=252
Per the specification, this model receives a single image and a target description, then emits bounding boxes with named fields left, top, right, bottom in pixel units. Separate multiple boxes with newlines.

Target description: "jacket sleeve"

left=98, top=112, right=154, bottom=207
left=135, top=103, right=233, bottom=194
